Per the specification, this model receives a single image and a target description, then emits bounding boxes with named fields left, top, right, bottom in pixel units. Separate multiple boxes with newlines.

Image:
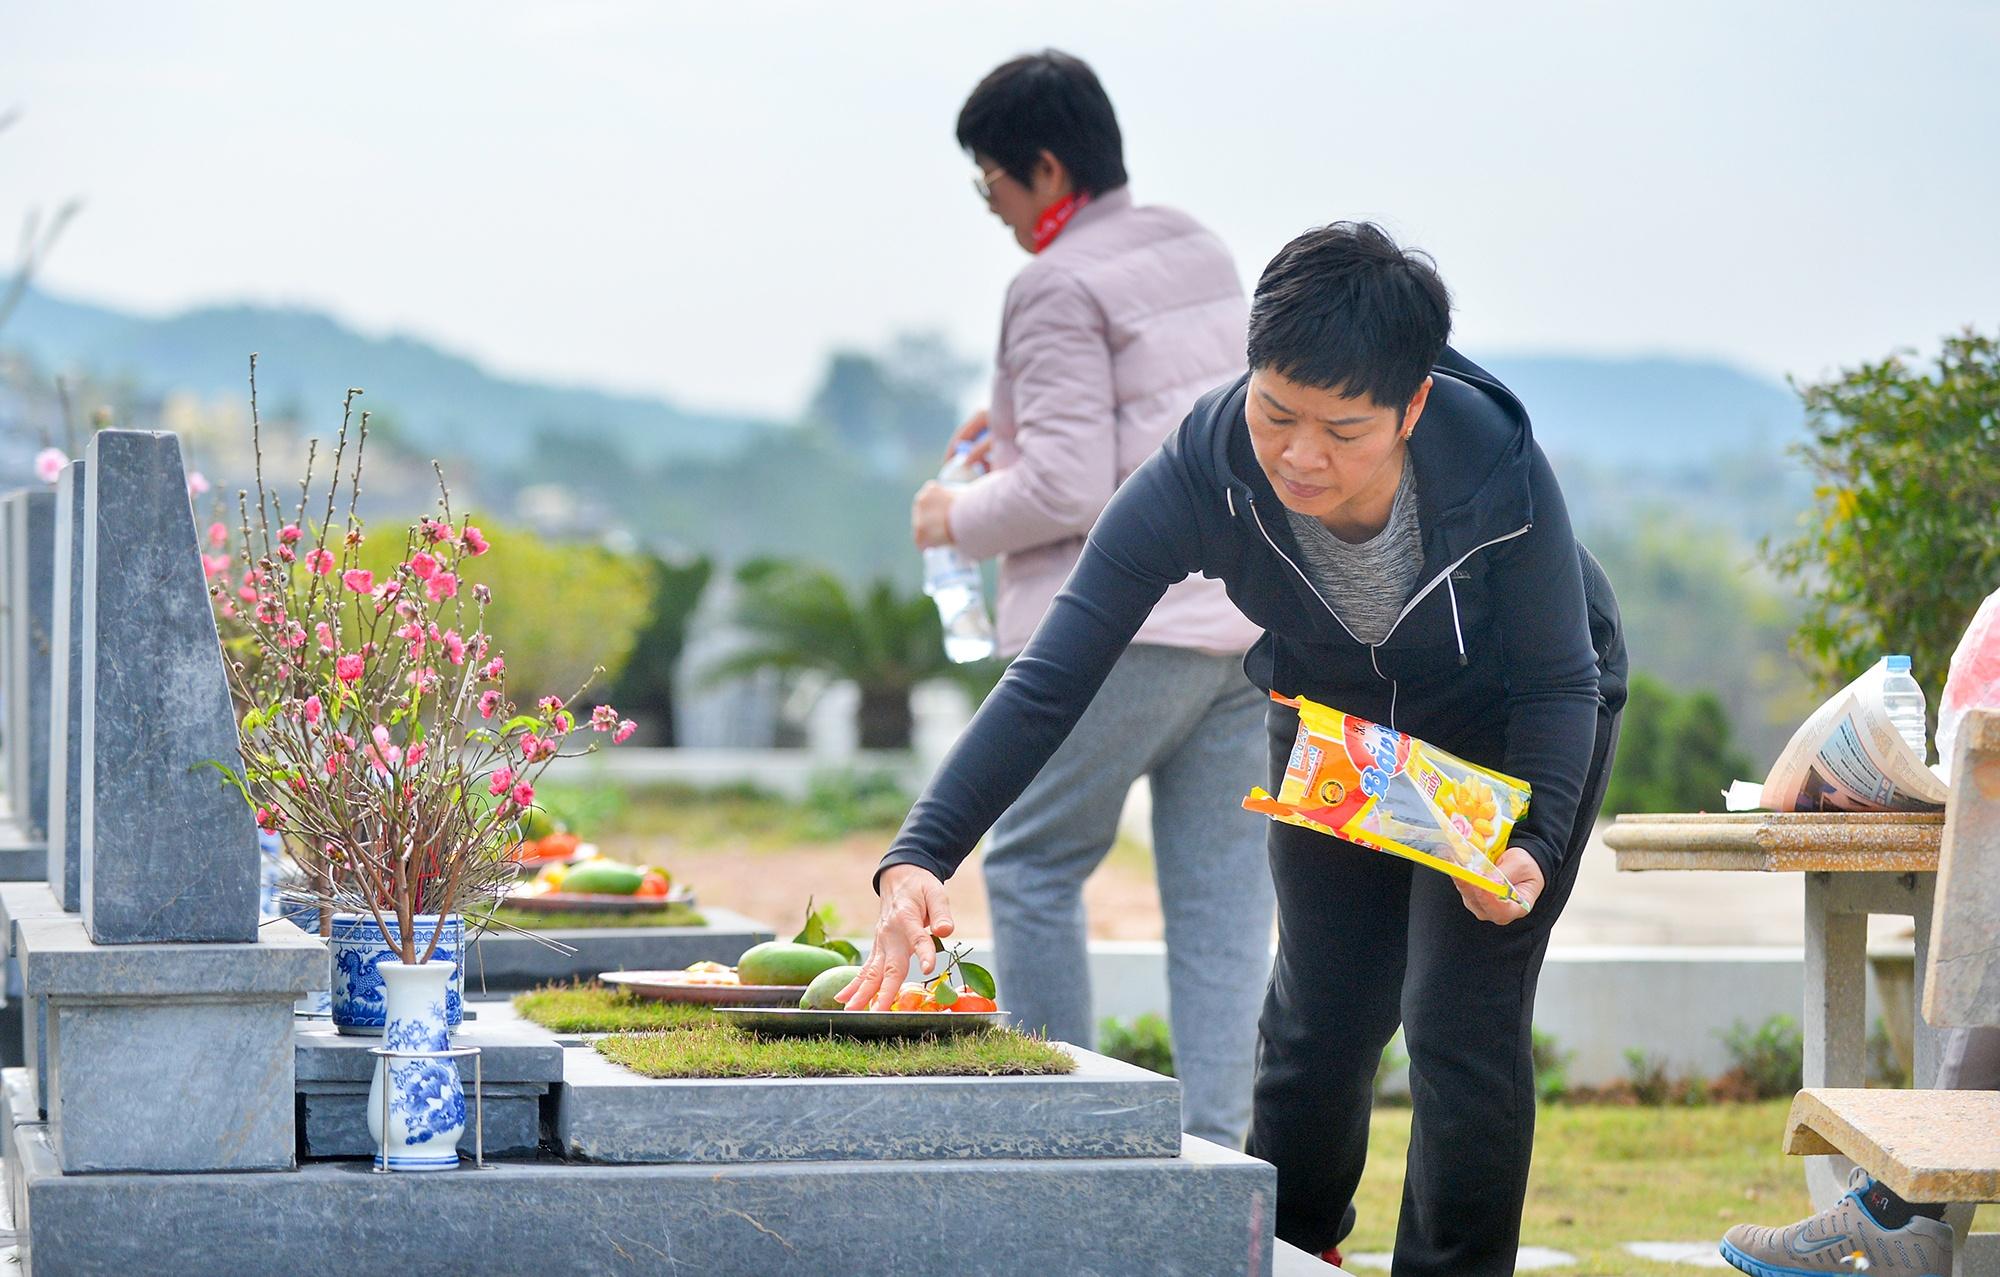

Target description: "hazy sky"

left=4, top=1, right=1996, bottom=417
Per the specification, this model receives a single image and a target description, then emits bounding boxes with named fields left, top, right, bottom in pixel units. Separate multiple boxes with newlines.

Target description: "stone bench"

left=1783, top=1088, right=2000, bottom=1203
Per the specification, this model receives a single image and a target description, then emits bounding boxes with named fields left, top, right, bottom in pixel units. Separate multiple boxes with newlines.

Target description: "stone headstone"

left=78, top=432, right=256, bottom=944
left=1925, top=709, right=2000, bottom=1027
left=7, top=492, right=56, bottom=841
left=0, top=495, right=13, bottom=814
left=45, top=462, right=84, bottom=910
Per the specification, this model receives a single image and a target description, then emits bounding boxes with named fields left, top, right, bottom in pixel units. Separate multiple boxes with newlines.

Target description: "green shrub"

left=1532, top=1028, right=1572, bottom=1104
left=1720, top=1015, right=1804, bottom=1099
left=1098, top=1013, right=1175, bottom=1077
left=1624, top=1048, right=1672, bottom=1106
left=801, top=769, right=912, bottom=838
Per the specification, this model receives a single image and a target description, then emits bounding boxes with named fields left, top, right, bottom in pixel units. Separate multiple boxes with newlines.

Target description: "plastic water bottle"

left=1881, top=654, right=1929, bottom=761
left=924, top=440, right=996, bottom=664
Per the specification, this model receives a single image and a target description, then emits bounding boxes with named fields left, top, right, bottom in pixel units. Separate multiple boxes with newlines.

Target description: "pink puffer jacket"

left=948, top=187, right=1260, bottom=657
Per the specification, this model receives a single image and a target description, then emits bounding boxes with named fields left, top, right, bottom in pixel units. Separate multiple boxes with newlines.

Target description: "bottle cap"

left=1885, top=654, right=1911, bottom=673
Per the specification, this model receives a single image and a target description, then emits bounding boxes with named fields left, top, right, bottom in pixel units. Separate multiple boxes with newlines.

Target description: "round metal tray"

left=599, top=969, right=806, bottom=1007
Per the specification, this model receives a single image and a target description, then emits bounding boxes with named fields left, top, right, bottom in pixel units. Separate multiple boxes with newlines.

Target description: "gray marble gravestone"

left=78, top=430, right=257, bottom=944
left=6, top=490, right=57, bottom=842
left=1925, top=709, right=2000, bottom=1027
left=44, top=459, right=84, bottom=910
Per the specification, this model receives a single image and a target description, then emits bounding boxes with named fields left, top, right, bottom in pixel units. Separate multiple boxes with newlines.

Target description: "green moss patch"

left=478, top=902, right=706, bottom=931
left=514, top=982, right=1073, bottom=1079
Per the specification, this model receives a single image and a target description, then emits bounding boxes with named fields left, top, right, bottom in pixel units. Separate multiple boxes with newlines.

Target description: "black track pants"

left=1246, top=700, right=1618, bottom=1275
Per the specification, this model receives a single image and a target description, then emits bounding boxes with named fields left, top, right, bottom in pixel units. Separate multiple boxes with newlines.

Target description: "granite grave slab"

left=44, top=459, right=84, bottom=909
left=78, top=431, right=256, bottom=944
left=6, top=491, right=56, bottom=842
left=555, top=1040, right=1183, bottom=1165
left=462, top=906, right=773, bottom=990
left=5, top=1116, right=1275, bottom=1277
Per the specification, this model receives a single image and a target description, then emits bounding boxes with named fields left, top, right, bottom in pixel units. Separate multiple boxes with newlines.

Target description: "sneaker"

left=1720, top=1168, right=1953, bottom=1276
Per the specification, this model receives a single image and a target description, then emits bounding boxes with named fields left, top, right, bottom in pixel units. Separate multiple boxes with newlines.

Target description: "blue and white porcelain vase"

left=366, top=960, right=466, bottom=1172
left=329, top=913, right=465, bottom=1035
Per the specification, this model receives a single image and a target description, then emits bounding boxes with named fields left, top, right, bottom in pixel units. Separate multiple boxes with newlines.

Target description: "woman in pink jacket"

left=909, top=49, right=1274, bottom=1149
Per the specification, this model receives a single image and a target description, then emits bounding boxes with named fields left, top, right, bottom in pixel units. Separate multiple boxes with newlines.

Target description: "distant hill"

left=1476, top=352, right=1801, bottom=466
left=0, top=285, right=777, bottom=463
left=0, top=285, right=1806, bottom=474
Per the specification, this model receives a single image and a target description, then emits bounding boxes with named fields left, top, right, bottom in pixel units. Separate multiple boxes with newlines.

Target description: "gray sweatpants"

left=980, top=643, right=1275, bottom=1148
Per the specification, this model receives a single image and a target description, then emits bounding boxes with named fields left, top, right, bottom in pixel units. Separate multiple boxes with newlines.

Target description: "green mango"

left=799, top=964, right=864, bottom=1009
left=560, top=861, right=646, bottom=895
left=736, top=941, right=847, bottom=987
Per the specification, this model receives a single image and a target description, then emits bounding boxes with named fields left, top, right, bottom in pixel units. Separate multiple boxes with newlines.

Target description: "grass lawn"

left=515, top=982, right=1073, bottom=1080
left=478, top=902, right=706, bottom=931
left=1346, top=1100, right=1811, bottom=1274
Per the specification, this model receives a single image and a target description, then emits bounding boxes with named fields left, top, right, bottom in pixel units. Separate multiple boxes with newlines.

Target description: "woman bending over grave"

left=843, top=222, right=1627, bottom=1276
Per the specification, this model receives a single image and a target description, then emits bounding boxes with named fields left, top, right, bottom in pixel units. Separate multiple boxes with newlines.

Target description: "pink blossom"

left=424, top=572, right=458, bottom=602
left=373, top=580, right=403, bottom=603
left=254, top=600, right=285, bottom=626
left=538, top=696, right=564, bottom=717
left=488, top=766, right=514, bottom=797
left=551, top=710, right=573, bottom=734
left=481, top=656, right=505, bottom=680
left=511, top=782, right=535, bottom=808
left=325, top=753, right=345, bottom=778
left=407, top=667, right=439, bottom=695
left=316, top=622, right=335, bottom=651
left=341, top=569, right=374, bottom=594
left=473, top=583, right=491, bottom=605
left=408, top=551, right=439, bottom=581
left=591, top=705, right=619, bottom=731
left=187, top=471, right=211, bottom=497
left=276, top=663, right=293, bottom=681
left=289, top=776, right=308, bottom=793
left=518, top=732, right=556, bottom=763
left=202, top=553, right=231, bottom=579
left=461, top=526, right=489, bottom=556
left=237, top=584, right=258, bottom=604
left=304, top=548, right=335, bottom=576
left=366, top=725, right=402, bottom=774
left=478, top=689, right=503, bottom=719
left=279, top=621, right=307, bottom=650
left=335, top=653, right=365, bottom=683
left=255, top=806, right=281, bottom=831
left=405, top=742, right=427, bottom=767
left=614, top=719, right=637, bottom=745
left=421, top=518, right=450, bottom=544
left=275, top=544, right=296, bottom=564
left=360, top=641, right=378, bottom=658
left=303, top=695, right=322, bottom=725
left=33, top=447, right=67, bottom=484
left=334, top=732, right=356, bottom=751
left=207, top=522, right=228, bottom=547
left=278, top=524, right=303, bottom=545
left=470, top=635, right=490, bottom=660
left=442, top=630, right=466, bottom=664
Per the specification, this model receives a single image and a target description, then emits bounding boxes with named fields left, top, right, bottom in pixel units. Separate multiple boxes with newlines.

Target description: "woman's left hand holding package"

left=1454, top=847, right=1545, bottom=926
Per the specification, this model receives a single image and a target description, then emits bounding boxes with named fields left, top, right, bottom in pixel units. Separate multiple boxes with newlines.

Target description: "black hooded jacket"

left=879, top=348, right=1627, bottom=888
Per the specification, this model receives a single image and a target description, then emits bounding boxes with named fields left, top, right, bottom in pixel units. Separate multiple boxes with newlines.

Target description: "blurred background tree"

left=1602, top=673, right=1755, bottom=815
left=1767, top=328, right=2000, bottom=708
left=608, top=552, right=713, bottom=746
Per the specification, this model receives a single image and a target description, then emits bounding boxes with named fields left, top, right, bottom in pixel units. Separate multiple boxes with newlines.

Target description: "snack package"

left=1242, top=692, right=1534, bottom=907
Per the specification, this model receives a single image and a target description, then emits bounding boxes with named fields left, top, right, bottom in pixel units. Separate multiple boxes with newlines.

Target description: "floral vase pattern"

left=329, top=913, right=465, bottom=1035
left=366, top=960, right=466, bottom=1171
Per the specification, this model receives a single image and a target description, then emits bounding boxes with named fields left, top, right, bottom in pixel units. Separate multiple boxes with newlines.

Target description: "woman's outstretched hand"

left=1454, top=847, right=1545, bottom=926
left=837, top=864, right=956, bottom=1010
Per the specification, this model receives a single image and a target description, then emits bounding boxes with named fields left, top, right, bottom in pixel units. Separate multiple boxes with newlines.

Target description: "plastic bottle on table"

left=923, top=438, right=996, bottom=664
left=1881, top=654, right=1929, bottom=761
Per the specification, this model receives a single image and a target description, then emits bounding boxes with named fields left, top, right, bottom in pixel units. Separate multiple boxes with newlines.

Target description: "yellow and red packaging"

left=1242, top=693, right=1535, bottom=907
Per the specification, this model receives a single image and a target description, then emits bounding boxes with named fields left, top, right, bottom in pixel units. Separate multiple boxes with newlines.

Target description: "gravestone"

left=45, top=459, right=85, bottom=910
left=1924, top=708, right=2000, bottom=1027
left=78, top=431, right=256, bottom=944
left=7, top=490, right=57, bottom=840
left=0, top=495, right=13, bottom=816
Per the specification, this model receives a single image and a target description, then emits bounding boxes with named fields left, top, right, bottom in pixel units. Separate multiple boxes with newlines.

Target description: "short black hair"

left=1246, top=222, right=1453, bottom=410
left=956, top=50, right=1127, bottom=198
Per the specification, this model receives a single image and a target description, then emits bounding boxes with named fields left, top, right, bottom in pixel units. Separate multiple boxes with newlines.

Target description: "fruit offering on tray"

left=674, top=961, right=739, bottom=986
left=811, top=935, right=998, bottom=1013
left=514, top=857, right=673, bottom=899
left=512, top=830, right=584, bottom=865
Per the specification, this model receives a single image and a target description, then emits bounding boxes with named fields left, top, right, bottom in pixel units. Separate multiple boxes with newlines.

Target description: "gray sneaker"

left=1721, top=1169, right=1952, bottom=1276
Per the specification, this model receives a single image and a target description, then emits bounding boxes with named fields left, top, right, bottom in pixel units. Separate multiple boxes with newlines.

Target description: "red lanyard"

left=1031, top=192, right=1091, bottom=253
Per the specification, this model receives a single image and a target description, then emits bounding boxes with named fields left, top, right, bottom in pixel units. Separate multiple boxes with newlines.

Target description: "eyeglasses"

left=971, top=164, right=1007, bottom=201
